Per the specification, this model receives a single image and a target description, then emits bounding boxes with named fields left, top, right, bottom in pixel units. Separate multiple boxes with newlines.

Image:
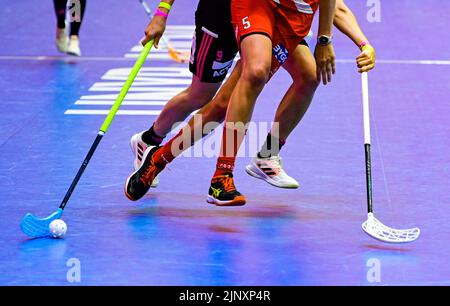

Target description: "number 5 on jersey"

left=242, top=16, right=251, bottom=29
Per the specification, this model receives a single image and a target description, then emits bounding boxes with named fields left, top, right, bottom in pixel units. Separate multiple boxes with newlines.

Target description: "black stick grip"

left=59, top=133, right=104, bottom=210
left=364, top=143, right=373, bottom=213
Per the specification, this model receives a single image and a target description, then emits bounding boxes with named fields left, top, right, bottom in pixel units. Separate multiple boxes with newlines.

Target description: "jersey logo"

left=212, top=59, right=234, bottom=78
left=273, top=43, right=289, bottom=65
left=212, top=59, right=234, bottom=70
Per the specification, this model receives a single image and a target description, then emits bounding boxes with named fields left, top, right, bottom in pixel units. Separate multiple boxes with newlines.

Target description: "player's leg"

left=152, top=61, right=242, bottom=165
left=128, top=68, right=221, bottom=191
left=125, top=76, right=219, bottom=199
left=154, top=77, right=222, bottom=139
left=207, top=0, right=277, bottom=206
left=125, top=0, right=238, bottom=201
left=130, top=13, right=237, bottom=173
left=124, top=62, right=241, bottom=202
left=53, top=0, right=68, bottom=53
left=66, top=0, right=86, bottom=56
left=247, top=43, right=319, bottom=188
left=274, top=44, right=319, bottom=141
left=208, top=34, right=273, bottom=206
left=130, top=77, right=220, bottom=169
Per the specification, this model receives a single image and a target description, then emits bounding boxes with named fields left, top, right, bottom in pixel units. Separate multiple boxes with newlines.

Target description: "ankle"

left=142, top=125, right=164, bottom=146
left=214, top=157, right=235, bottom=177
left=152, top=147, right=171, bottom=168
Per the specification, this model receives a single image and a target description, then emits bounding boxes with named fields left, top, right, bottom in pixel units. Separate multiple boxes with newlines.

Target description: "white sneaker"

left=55, top=28, right=68, bottom=53
left=245, top=155, right=299, bottom=189
left=130, top=131, right=159, bottom=188
left=66, top=36, right=81, bottom=56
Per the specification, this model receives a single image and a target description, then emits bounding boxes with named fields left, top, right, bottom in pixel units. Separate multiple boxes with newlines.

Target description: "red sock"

left=153, top=130, right=187, bottom=167
left=214, top=157, right=236, bottom=177
left=213, top=124, right=245, bottom=177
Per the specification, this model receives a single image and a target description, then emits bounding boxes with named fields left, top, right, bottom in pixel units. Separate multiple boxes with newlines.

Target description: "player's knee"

left=242, top=64, right=270, bottom=88
left=294, top=70, right=319, bottom=92
left=304, top=72, right=319, bottom=90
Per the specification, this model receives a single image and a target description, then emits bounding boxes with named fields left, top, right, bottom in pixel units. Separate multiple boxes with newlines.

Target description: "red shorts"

left=231, top=0, right=319, bottom=76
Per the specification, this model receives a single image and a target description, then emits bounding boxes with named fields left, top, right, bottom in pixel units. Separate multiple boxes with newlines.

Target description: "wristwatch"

left=317, top=35, right=333, bottom=46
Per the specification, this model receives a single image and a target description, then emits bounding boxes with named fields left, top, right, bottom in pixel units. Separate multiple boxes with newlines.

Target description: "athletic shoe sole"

left=245, top=164, right=299, bottom=189
left=206, top=195, right=246, bottom=207
left=66, top=51, right=81, bottom=57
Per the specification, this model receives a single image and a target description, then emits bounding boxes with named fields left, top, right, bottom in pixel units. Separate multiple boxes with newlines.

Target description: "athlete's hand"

left=141, top=15, right=167, bottom=48
left=356, top=44, right=376, bottom=73
left=314, top=43, right=336, bottom=85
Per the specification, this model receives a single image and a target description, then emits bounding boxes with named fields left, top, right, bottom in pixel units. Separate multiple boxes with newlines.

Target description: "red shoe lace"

left=139, top=163, right=156, bottom=185
left=222, top=176, right=236, bottom=193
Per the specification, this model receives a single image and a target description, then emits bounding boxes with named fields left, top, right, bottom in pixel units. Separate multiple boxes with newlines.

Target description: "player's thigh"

left=232, top=0, right=274, bottom=81
left=240, top=34, right=273, bottom=83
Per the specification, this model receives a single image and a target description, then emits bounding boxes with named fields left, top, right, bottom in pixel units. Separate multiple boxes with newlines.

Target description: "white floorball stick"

left=360, top=72, right=420, bottom=243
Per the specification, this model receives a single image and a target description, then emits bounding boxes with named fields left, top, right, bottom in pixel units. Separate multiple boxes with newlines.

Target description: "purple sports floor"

left=0, top=0, right=449, bottom=285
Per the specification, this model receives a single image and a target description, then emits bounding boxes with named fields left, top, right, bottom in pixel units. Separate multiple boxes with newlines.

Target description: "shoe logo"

left=259, top=163, right=277, bottom=176
left=210, top=186, right=222, bottom=198
left=137, top=143, right=144, bottom=160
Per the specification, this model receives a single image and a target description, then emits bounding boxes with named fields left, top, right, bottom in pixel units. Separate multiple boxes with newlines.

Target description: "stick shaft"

left=59, top=41, right=153, bottom=210
left=364, top=143, right=373, bottom=213
left=361, top=72, right=373, bottom=213
left=100, top=41, right=153, bottom=132
left=362, top=72, right=371, bottom=145
left=59, top=132, right=103, bottom=209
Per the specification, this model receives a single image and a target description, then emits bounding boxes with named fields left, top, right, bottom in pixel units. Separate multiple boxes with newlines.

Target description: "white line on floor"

left=64, top=109, right=162, bottom=115
left=75, top=100, right=167, bottom=106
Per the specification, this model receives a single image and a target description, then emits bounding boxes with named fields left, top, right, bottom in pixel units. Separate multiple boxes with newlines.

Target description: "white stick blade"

left=362, top=213, right=420, bottom=243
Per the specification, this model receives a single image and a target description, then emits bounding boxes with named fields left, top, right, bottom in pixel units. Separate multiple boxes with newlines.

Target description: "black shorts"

left=189, top=0, right=238, bottom=83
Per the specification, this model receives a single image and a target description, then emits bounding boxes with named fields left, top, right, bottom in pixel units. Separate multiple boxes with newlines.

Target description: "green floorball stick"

left=20, top=41, right=154, bottom=238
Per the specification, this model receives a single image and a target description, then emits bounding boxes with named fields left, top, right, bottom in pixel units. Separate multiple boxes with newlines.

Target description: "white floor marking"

left=75, top=100, right=167, bottom=106
left=64, top=110, right=162, bottom=115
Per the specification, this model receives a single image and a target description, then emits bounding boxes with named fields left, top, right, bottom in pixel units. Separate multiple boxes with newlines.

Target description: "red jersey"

left=231, top=0, right=320, bottom=78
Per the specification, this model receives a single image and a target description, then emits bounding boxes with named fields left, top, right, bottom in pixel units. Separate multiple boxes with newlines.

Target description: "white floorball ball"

left=49, top=219, right=67, bottom=239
